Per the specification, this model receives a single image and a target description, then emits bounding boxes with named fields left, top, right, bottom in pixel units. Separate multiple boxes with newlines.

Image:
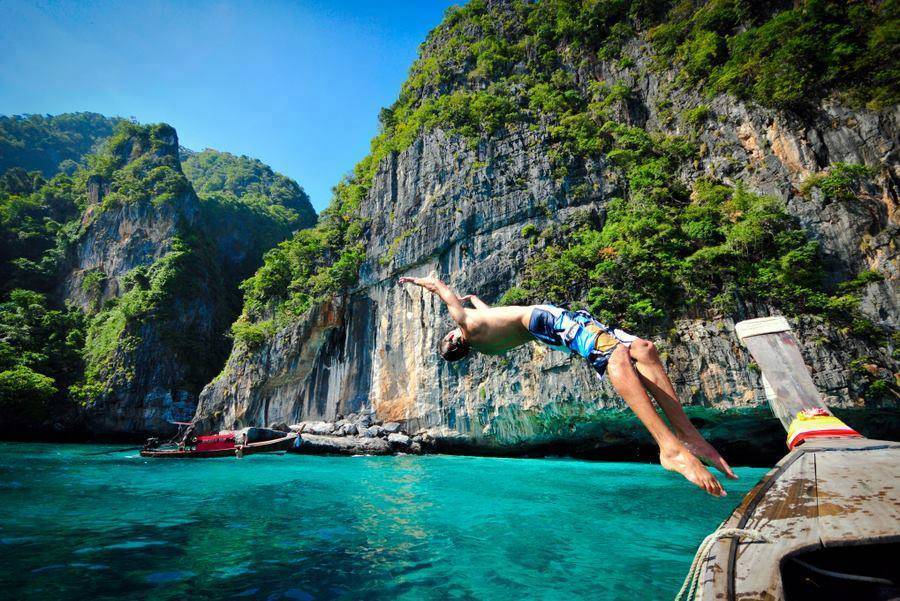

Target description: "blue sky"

left=0, top=0, right=457, bottom=211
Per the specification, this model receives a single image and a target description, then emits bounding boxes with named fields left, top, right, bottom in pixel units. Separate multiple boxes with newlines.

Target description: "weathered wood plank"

left=697, top=447, right=809, bottom=600
left=814, top=443, right=900, bottom=546
left=733, top=451, right=820, bottom=600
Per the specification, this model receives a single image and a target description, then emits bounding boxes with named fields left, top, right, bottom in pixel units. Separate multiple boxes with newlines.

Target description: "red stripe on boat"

left=789, top=428, right=862, bottom=449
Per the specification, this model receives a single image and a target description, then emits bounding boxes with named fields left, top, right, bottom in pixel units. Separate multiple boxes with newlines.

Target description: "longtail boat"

left=140, top=428, right=296, bottom=458
left=678, top=317, right=899, bottom=601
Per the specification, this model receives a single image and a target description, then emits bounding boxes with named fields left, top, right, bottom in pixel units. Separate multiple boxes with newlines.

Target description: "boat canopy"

left=195, top=433, right=236, bottom=452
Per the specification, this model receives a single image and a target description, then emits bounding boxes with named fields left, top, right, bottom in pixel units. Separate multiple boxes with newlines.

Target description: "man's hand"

left=398, top=276, right=440, bottom=293
left=399, top=274, right=468, bottom=327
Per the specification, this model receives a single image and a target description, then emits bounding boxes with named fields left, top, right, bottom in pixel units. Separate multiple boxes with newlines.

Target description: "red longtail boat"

left=140, top=427, right=296, bottom=458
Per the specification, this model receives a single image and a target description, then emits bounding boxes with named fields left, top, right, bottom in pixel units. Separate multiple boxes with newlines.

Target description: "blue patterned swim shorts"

left=527, top=304, right=636, bottom=377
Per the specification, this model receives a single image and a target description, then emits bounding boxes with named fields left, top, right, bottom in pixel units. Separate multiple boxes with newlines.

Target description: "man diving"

left=399, top=274, right=737, bottom=497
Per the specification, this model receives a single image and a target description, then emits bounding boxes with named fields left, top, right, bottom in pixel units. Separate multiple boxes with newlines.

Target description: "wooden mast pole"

left=734, top=316, right=862, bottom=448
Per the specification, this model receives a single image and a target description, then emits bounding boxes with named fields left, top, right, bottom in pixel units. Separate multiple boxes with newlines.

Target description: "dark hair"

left=439, top=331, right=470, bottom=361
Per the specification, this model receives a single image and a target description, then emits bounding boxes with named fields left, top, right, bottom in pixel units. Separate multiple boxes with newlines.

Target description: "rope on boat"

left=674, top=527, right=770, bottom=601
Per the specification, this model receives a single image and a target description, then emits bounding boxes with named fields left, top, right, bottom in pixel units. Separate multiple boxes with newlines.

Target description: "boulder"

left=289, top=423, right=306, bottom=433
left=307, top=421, right=335, bottom=435
left=365, top=425, right=384, bottom=438
left=294, top=433, right=391, bottom=455
left=234, top=427, right=289, bottom=445
left=341, top=423, right=358, bottom=436
left=383, top=422, right=402, bottom=434
left=388, top=433, right=411, bottom=447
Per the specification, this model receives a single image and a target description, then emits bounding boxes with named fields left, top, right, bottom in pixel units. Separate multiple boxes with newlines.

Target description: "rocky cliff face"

left=0, top=111, right=318, bottom=439
left=57, top=127, right=208, bottom=434
left=62, top=186, right=198, bottom=311
left=196, top=98, right=897, bottom=448
left=53, top=125, right=314, bottom=437
left=194, top=2, right=898, bottom=456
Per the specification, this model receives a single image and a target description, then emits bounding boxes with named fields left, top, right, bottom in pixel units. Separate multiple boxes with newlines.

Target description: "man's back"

left=463, top=305, right=534, bottom=354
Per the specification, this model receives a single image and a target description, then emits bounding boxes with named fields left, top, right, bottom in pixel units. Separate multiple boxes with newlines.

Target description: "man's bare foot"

left=660, top=445, right=727, bottom=497
left=677, top=434, right=738, bottom=480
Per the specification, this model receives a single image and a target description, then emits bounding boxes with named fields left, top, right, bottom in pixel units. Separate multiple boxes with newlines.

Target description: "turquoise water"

left=0, top=443, right=767, bottom=600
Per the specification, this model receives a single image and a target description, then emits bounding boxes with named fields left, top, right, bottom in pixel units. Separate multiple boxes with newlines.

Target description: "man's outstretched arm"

left=399, top=276, right=468, bottom=327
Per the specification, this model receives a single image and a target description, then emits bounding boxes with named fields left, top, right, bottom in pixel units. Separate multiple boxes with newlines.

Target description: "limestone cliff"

left=57, top=125, right=314, bottom=436
left=194, top=1, right=898, bottom=457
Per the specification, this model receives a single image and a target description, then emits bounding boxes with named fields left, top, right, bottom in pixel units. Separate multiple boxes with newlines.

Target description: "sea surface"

left=0, top=442, right=767, bottom=600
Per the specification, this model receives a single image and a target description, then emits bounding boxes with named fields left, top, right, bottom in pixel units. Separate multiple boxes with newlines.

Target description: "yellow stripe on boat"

left=786, top=410, right=861, bottom=449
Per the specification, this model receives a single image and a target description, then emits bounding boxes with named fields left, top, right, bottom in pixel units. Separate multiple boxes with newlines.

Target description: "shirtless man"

left=399, top=274, right=737, bottom=497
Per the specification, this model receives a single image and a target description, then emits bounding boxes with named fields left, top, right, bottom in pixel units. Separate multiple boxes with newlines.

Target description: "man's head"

left=439, top=327, right=470, bottom=361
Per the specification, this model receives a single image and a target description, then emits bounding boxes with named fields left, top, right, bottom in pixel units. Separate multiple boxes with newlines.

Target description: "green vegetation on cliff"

left=182, top=148, right=316, bottom=230
left=70, top=124, right=317, bottom=406
left=0, top=117, right=317, bottom=427
left=235, top=176, right=365, bottom=331
left=1, top=120, right=194, bottom=305
left=85, top=121, right=192, bottom=211
left=799, top=162, right=874, bottom=203
left=79, top=234, right=231, bottom=403
left=501, top=131, right=880, bottom=335
left=370, top=0, right=898, bottom=159
left=0, top=169, right=83, bottom=295
left=0, top=290, right=85, bottom=427
left=0, top=120, right=192, bottom=422
left=502, top=177, right=831, bottom=329
left=650, top=0, right=899, bottom=109
left=0, top=112, right=121, bottom=177
left=183, top=149, right=320, bottom=285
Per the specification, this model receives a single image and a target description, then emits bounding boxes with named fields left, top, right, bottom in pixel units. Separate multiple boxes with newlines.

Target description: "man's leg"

left=627, top=339, right=737, bottom=479
left=605, top=345, right=726, bottom=497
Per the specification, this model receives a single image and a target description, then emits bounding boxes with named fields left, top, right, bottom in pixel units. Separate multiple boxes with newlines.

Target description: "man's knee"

left=606, top=345, right=632, bottom=378
left=629, top=338, right=658, bottom=362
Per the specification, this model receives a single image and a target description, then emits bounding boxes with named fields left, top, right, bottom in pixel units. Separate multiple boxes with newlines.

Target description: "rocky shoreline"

left=270, top=407, right=899, bottom=466
left=287, top=410, right=427, bottom=456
